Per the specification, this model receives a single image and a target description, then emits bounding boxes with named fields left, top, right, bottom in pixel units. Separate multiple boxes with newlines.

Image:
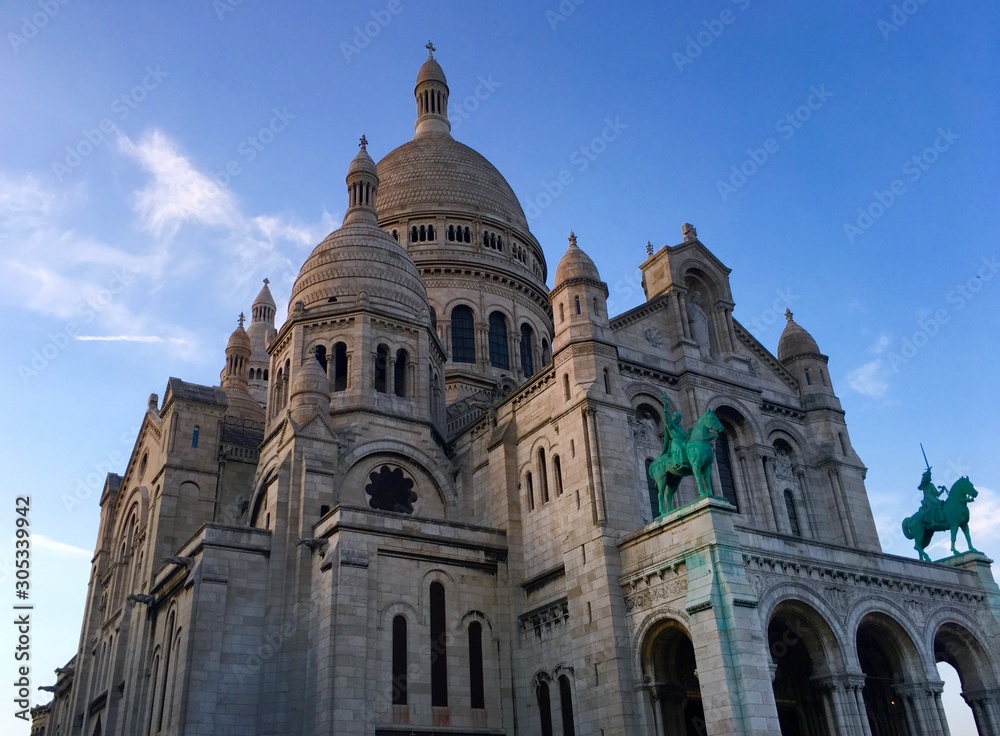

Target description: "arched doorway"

left=935, top=621, right=997, bottom=734
left=643, top=622, right=704, bottom=735
left=769, top=602, right=839, bottom=736
left=856, top=614, right=918, bottom=736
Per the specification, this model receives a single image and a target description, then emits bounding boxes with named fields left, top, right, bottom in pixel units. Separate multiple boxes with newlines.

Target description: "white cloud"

left=118, top=129, right=240, bottom=237
left=33, top=534, right=92, bottom=560
left=848, top=359, right=889, bottom=398
left=75, top=335, right=185, bottom=343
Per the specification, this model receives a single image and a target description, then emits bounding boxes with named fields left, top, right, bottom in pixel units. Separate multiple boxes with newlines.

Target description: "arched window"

left=394, top=349, right=408, bottom=397
left=784, top=490, right=801, bottom=537
left=553, top=455, right=564, bottom=496
left=537, top=680, right=554, bottom=736
left=333, top=342, right=348, bottom=392
left=563, top=374, right=570, bottom=401
left=191, top=426, right=199, bottom=448
left=314, top=345, right=327, bottom=371
left=804, top=369, right=812, bottom=385
left=715, top=428, right=739, bottom=510
left=603, top=368, right=610, bottom=393
left=375, top=344, right=389, bottom=393
left=464, top=226, right=471, bottom=243
left=574, top=295, right=581, bottom=315
left=392, top=615, right=407, bottom=705
left=645, top=458, right=659, bottom=519
left=488, top=312, right=510, bottom=369
left=538, top=448, right=549, bottom=503
left=430, top=582, right=448, bottom=707
left=469, top=622, right=485, bottom=709
left=429, top=306, right=438, bottom=331
left=451, top=306, right=476, bottom=363
left=448, top=225, right=455, bottom=241
left=526, top=472, right=534, bottom=511
left=427, top=224, right=435, bottom=240
left=520, top=323, right=535, bottom=377
left=541, top=338, right=551, bottom=365
left=419, top=225, right=426, bottom=242
left=559, top=675, right=576, bottom=736
left=592, top=297, right=599, bottom=317
left=411, top=226, right=418, bottom=243
left=559, top=303, right=565, bottom=322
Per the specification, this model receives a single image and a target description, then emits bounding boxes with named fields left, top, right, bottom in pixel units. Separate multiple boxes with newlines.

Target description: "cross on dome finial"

left=359, top=134, right=368, bottom=150
left=568, top=231, right=577, bottom=248
left=262, top=277, right=269, bottom=286
left=646, top=240, right=654, bottom=256
left=785, top=308, right=794, bottom=322
left=426, top=40, right=436, bottom=57
left=238, top=312, right=245, bottom=328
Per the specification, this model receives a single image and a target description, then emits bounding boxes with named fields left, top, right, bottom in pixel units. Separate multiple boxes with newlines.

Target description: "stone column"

left=583, top=408, right=607, bottom=524
left=813, top=674, right=870, bottom=736
left=795, top=470, right=815, bottom=538
left=963, top=688, right=1000, bottom=736
left=676, top=292, right=693, bottom=341
left=387, top=354, right=396, bottom=395
left=759, top=450, right=790, bottom=534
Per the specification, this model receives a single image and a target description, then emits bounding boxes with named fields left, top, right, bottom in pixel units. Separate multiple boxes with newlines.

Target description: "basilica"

left=34, top=48, right=1000, bottom=736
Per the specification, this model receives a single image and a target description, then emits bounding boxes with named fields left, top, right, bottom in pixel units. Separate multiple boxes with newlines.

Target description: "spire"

left=568, top=231, right=578, bottom=248
left=344, top=134, right=379, bottom=225
left=414, top=43, right=450, bottom=137
left=251, top=278, right=276, bottom=325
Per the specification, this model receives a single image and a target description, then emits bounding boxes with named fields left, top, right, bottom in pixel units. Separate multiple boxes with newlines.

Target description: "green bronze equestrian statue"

left=901, top=447, right=981, bottom=562
left=647, top=392, right=723, bottom=516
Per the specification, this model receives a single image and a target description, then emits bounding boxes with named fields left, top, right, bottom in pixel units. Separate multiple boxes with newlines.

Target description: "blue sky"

left=1, top=1, right=997, bottom=732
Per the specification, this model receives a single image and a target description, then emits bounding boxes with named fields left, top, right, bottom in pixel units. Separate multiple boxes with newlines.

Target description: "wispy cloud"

left=847, top=332, right=892, bottom=398
left=118, top=130, right=240, bottom=237
left=75, top=335, right=185, bottom=343
left=33, top=534, right=92, bottom=560
left=848, top=359, right=889, bottom=398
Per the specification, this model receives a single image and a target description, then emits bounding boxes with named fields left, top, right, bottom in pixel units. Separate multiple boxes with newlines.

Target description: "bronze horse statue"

left=902, top=476, right=980, bottom=562
left=648, top=393, right=724, bottom=516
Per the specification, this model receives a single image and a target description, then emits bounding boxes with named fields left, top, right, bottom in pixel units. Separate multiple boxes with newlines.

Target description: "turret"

left=777, top=309, right=837, bottom=400
left=221, top=314, right=265, bottom=422
left=551, top=231, right=612, bottom=354
left=247, top=279, right=276, bottom=404
left=413, top=41, right=450, bottom=137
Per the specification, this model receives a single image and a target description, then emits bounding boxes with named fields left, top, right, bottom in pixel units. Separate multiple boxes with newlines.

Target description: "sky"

left=1, top=1, right=998, bottom=733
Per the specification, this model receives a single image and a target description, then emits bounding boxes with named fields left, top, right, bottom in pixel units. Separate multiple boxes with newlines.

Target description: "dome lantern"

left=414, top=41, right=451, bottom=138
left=344, top=135, right=379, bottom=226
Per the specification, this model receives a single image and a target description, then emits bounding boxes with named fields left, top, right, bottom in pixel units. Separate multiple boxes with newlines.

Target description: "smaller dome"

left=253, top=279, right=275, bottom=310
left=226, top=318, right=252, bottom=354
left=416, top=50, right=447, bottom=87
left=292, top=352, right=330, bottom=397
left=348, top=137, right=378, bottom=178
left=555, top=232, right=601, bottom=284
left=777, top=310, right=821, bottom=361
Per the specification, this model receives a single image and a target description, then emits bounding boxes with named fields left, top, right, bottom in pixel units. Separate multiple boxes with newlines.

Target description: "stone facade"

left=38, top=49, right=1000, bottom=736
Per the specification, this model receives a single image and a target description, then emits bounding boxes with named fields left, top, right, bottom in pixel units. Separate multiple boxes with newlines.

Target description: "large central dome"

left=377, top=133, right=530, bottom=231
